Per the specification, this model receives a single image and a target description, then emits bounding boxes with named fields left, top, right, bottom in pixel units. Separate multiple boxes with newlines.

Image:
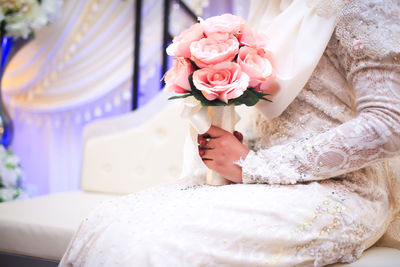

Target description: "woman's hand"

left=198, top=126, right=250, bottom=183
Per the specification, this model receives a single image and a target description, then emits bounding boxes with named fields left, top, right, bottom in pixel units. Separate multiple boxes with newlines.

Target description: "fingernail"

left=200, top=139, right=207, bottom=146
left=234, top=131, right=243, bottom=142
left=199, top=149, right=205, bottom=157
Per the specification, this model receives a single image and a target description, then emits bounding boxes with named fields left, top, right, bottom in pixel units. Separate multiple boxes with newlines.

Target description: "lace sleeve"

left=237, top=0, right=400, bottom=184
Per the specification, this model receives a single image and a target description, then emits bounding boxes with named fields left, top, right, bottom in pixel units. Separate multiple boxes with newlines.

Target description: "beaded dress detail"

left=60, top=1, right=400, bottom=266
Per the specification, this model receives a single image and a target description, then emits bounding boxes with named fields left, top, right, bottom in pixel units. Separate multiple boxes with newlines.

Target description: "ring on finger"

left=203, top=139, right=214, bottom=150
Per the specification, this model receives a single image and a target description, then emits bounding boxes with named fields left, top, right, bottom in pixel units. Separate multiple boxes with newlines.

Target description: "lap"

left=60, top=181, right=389, bottom=267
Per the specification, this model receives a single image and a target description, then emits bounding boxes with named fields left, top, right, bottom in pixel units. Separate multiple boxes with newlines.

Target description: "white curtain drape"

left=2, top=0, right=238, bottom=196
left=3, top=0, right=135, bottom=196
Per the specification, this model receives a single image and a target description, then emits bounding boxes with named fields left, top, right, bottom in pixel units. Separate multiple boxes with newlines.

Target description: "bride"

left=60, top=0, right=400, bottom=266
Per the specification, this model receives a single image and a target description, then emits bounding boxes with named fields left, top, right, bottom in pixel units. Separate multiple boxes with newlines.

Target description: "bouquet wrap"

left=180, top=97, right=240, bottom=185
left=206, top=106, right=239, bottom=185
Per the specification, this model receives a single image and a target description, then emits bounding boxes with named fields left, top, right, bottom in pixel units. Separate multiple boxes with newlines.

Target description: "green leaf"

left=5, top=9, right=17, bottom=16
left=13, top=191, right=20, bottom=200
left=6, top=163, right=15, bottom=169
left=188, top=74, right=273, bottom=107
left=259, top=97, right=273, bottom=102
left=233, top=53, right=239, bottom=62
left=235, top=90, right=260, bottom=106
left=28, top=32, right=35, bottom=39
left=0, top=197, right=3, bottom=203
left=252, top=90, right=273, bottom=102
left=186, top=58, right=200, bottom=70
left=226, top=90, right=271, bottom=107
left=168, top=94, right=192, bottom=100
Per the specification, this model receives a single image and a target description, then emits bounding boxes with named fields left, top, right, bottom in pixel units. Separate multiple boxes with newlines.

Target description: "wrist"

left=234, top=148, right=250, bottom=183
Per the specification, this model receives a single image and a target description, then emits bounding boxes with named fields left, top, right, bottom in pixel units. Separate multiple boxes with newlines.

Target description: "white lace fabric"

left=238, top=57, right=400, bottom=185
left=237, top=0, right=400, bottom=187
left=336, top=0, right=400, bottom=60
left=236, top=0, right=400, bottom=250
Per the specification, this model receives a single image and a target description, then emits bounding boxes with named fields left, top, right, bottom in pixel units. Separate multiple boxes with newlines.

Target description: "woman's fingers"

left=199, top=126, right=241, bottom=144
left=197, top=134, right=208, bottom=142
left=198, top=138, right=207, bottom=147
left=200, top=148, right=216, bottom=169
left=198, top=133, right=216, bottom=149
left=197, top=134, right=204, bottom=145
left=202, top=158, right=214, bottom=170
left=203, top=125, right=227, bottom=138
left=199, top=138, right=216, bottom=160
left=198, top=134, right=213, bottom=148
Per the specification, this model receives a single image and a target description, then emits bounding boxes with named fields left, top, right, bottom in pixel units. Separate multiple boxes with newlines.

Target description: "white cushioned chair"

left=0, top=92, right=399, bottom=266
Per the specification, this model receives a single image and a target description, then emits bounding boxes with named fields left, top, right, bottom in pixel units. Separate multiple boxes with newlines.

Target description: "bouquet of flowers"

left=0, top=0, right=63, bottom=39
left=164, top=14, right=279, bottom=185
left=0, top=145, right=26, bottom=202
left=164, top=13, right=278, bottom=106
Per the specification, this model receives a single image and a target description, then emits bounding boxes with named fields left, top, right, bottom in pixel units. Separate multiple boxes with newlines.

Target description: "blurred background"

left=1, top=0, right=249, bottom=198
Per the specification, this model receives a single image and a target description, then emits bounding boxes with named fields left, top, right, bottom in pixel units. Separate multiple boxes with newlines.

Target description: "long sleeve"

left=237, top=0, right=400, bottom=185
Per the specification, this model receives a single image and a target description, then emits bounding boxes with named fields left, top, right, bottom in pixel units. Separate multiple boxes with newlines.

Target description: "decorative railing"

left=132, top=0, right=197, bottom=110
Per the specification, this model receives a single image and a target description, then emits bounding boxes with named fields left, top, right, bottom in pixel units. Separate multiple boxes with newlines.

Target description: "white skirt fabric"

left=59, top=180, right=389, bottom=267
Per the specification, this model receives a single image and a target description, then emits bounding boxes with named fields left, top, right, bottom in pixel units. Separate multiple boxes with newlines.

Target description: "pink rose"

left=164, top=58, right=194, bottom=93
left=258, top=79, right=280, bottom=97
left=166, top=23, right=204, bottom=58
left=190, top=33, right=239, bottom=68
left=238, top=46, right=275, bottom=88
left=200, top=14, right=245, bottom=36
left=238, top=24, right=269, bottom=48
left=192, top=62, right=249, bottom=103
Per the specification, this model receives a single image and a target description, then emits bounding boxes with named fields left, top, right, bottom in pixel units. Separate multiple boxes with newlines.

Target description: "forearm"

left=237, top=63, right=400, bottom=184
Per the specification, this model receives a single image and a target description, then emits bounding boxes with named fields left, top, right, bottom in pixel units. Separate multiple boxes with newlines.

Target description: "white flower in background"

left=41, top=0, right=63, bottom=22
left=26, top=3, right=48, bottom=29
left=0, top=187, right=27, bottom=202
left=5, top=13, right=32, bottom=39
left=1, top=167, right=19, bottom=188
left=1, top=153, right=21, bottom=187
left=0, top=145, right=25, bottom=202
left=0, top=0, right=63, bottom=39
left=5, top=153, right=20, bottom=166
left=0, top=188, right=18, bottom=202
left=0, top=145, right=7, bottom=160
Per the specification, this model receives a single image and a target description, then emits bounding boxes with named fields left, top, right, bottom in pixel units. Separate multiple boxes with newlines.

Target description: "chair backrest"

left=80, top=92, right=188, bottom=194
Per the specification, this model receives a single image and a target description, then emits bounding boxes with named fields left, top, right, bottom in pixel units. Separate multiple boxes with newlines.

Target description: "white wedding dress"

left=60, top=1, right=400, bottom=266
